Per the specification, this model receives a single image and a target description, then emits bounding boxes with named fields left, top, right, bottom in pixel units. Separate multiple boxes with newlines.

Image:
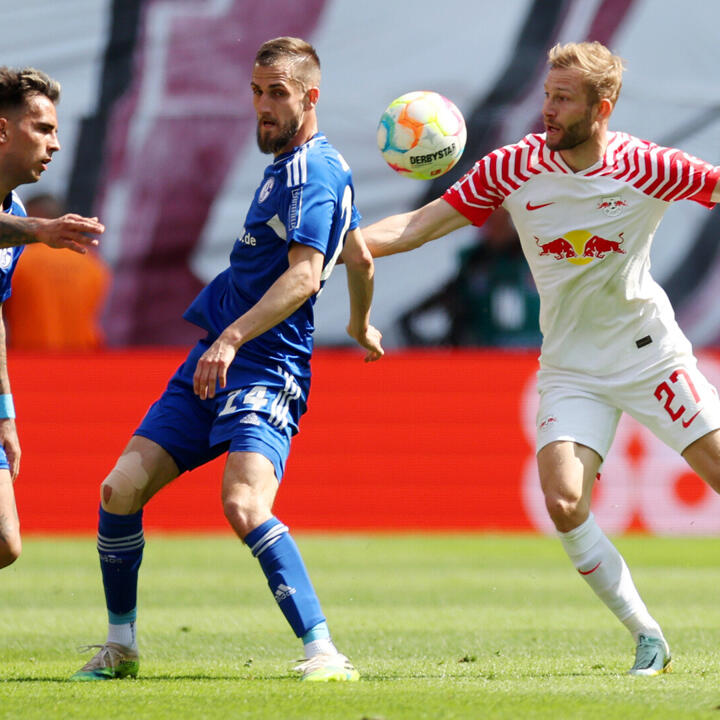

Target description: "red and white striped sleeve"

left=442, top=152, right=511, bottom=226
left=443, top=135, right=546, bottom=225
left=611, top=136, right=720, bottom=208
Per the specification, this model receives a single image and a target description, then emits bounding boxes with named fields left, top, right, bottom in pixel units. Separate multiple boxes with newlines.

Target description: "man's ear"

left=596, top=97, right=613, bottom=122
left=0, top=117, right=8, bottom=144
left=305, top=87, right=319, bottom=110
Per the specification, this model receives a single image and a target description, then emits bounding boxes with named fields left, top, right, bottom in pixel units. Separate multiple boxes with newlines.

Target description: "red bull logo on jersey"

left=596, top=196, right=628, bottom=218
left=536, top=230, right=626, bottom=266
left=538, top=415, right=557, bottom=432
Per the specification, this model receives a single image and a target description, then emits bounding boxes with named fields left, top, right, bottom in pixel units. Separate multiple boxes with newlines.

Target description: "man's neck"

left=559, top=128, right=609, bottom=173
left=275, top=117, right=319, bottom=158
left=0, top=182, right=13, bottom=206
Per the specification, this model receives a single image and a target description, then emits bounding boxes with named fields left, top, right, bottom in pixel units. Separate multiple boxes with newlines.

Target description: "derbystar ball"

left=377, top=90, right=466, bottom=180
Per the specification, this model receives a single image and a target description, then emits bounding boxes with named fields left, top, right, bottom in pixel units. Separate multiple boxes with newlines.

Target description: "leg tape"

left=101, top=452, right=151, bottom=514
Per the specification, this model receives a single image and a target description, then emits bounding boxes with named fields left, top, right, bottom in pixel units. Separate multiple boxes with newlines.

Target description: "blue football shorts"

left=135, top=338, right=309, bottom=481
left=0, top=447, right=9, bottom=471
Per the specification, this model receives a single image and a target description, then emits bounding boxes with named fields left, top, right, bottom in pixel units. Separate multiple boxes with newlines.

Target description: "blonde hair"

left=255, top=36, right=321, bottom=90
left=548, top=42, right=624, bottom=106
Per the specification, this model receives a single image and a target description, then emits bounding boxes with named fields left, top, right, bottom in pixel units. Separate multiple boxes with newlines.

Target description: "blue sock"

left=245, top=517, right=325, bottom=638
left=97, top=506, right=145, bottom=623
left=302, top=621, right=330, bottom=643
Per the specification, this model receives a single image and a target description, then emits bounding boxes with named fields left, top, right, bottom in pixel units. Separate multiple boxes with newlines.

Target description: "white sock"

left=558, top=514, right=666, bottom=647
left=303, top=637, right=337, bottom=659
left=107, top=621, right=137, bottom=650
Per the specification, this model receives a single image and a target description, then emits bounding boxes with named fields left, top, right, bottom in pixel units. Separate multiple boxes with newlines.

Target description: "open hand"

left=193, top=336, right=238, bottom=399
left=347, top=323, right=384, bottom=363
left=35, top=214, right=105, bottom=254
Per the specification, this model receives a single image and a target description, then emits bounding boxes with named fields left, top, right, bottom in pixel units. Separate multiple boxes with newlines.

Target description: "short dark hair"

left=0, top=67, right=61, bottom=113
left=254, top=37, right=321, bottom=89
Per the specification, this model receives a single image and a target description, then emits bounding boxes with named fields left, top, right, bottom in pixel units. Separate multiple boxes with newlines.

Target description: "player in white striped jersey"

left=363, top=41, right=720, bottom=676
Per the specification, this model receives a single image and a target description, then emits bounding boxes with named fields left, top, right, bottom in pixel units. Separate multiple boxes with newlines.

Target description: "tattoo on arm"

left=0, top=218, right=36, bottom=248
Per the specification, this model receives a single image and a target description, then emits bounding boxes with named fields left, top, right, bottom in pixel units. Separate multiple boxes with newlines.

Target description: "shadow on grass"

left=1, top=673, right=298, bottom=683
left=2, top=666, right=619, bottom=683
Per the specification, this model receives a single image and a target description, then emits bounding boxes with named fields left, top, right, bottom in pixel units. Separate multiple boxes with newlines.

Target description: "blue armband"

left=0, top=394, right=15, bottom=419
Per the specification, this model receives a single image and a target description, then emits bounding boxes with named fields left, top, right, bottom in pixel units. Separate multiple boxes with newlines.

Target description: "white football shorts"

left=535, top=352, right=720, bottom=459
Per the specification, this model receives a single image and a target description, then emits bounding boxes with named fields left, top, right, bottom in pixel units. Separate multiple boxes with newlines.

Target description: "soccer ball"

left=377, top=91, right=466, bottom=180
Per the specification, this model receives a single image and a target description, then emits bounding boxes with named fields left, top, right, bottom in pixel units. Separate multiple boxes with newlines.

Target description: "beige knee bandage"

left=101, top=452, right=151, bottom=514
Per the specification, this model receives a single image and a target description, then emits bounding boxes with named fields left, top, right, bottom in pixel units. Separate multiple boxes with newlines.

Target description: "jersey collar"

left=548, top=131, right=618, bottom=176
left=273, top=133, right=325, bottom=164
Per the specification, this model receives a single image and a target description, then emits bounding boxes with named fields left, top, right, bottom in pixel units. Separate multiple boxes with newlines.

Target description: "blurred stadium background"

left=2, top=0, right=719, bottom=535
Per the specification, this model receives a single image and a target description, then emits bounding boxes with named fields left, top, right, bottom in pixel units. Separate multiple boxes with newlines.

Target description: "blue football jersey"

left=184, top=134, right=360, bottom=376
left=0, top=191, right=25, bottom=302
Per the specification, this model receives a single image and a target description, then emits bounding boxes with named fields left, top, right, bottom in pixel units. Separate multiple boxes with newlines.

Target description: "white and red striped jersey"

left=444, top=131, right=720, bottom=374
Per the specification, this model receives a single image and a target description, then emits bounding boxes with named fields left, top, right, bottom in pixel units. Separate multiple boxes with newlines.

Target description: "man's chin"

left=545, top=130, right=562, bottom=151
left=547, top=136, right=580, bottom=152
left=256, top=131, right=277, bottom=155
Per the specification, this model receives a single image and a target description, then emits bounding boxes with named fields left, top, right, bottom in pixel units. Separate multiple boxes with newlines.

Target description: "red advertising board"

left=11, top=349, right=720, bottom=535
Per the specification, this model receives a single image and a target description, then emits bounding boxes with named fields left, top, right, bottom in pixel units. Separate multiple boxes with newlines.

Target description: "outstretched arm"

left=362, top=197, right=470, bottom=258
left=713, top=176, right=720, bottom=204
left=341, top=228, right=383, bottom=362
left=193, top=242, right=324, bottom=399
left=0, top=214, right=104, bottom=254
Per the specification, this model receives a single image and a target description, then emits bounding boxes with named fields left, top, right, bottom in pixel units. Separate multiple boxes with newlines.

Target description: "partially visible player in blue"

left=0, top=67, right=104, bottom=571
left=71, top=37, right=383, bottom=683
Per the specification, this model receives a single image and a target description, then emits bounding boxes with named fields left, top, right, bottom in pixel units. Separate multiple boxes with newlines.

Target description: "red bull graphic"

left=583, top=233, right=626, bottom=258
left=536, top=230, right=625, bottom=265
left=597, top=196, right=629, bottom=217
left=536, top=237, right=577, bottom=259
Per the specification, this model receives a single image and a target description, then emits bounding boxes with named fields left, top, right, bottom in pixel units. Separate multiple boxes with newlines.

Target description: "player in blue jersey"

left=71, top=37, right=383, bottom=683
left=0, top=67, right=104, bottom=572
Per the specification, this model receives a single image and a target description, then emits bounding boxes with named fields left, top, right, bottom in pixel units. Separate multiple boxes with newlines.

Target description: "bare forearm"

left=346, top=265, right=374, bottom=333
left=363, top=197, right=470, bottom=258
left=0, top=308, right=20, bottom=477
left=362, top=210, right=421, bottom=258
left=341, top=228, right=375, bottom=329
left=0, top=214, right=104, bottom=253
left=193, top=245, right=324, bottom=399
left=713, top=176, right=720, bottom=204
left=0, top=216, right=41, bottom=248
left=221, top=263, right=317, bottom=348
left=0, top=314, right=10, bottom=393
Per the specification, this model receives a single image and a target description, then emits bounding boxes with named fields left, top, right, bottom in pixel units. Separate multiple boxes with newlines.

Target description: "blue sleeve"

left=350, top=204, right=360, bottom=230
left=0, top=247, right=23, bottom=301
left=285, top=170, right=337, bottom=255
left=0, top=193, right=27, bottom=300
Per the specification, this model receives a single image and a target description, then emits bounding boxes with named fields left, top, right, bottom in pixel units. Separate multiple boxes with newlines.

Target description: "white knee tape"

left=101, top=452, right=151, bottom=512
left=104, top=452, right=150, bottom=491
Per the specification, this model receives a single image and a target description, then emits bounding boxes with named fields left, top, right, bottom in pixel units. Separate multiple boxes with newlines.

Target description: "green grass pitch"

left=1, top=534, right=720, bottom=719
